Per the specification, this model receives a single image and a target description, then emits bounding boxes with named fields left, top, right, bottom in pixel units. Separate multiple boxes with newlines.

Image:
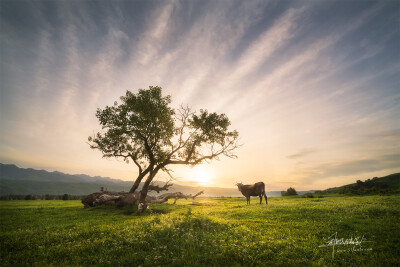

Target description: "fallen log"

left=150, top=190, right=204, bottom=204
left=82, top=191, right=136, bottom=208
left=82, top=189, right=205, bottom=210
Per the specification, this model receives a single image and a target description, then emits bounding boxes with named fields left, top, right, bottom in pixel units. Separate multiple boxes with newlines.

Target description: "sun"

left=193, top=166, right=213, bottom=186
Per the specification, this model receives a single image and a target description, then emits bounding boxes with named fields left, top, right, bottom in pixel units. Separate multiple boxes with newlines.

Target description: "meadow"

left=1, top=195, right=399, bottom=266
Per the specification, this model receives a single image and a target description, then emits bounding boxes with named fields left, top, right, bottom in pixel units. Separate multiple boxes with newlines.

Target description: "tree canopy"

left=281, top=187, right=298, bottom=196
left=89, top=86, right=239, bottom=209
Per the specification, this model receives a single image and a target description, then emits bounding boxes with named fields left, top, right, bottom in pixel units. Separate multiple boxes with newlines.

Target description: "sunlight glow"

left=193, top=165, right=213, bottom=186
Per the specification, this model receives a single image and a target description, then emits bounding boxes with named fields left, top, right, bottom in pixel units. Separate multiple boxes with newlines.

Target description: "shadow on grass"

left=150, top=209, right=169, bottom=214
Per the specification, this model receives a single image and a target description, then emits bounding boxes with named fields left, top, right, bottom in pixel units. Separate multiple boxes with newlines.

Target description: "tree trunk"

left=138, top=171, right=156, bottom=212
left=129, top=172, right=146, bottom=193
left=139, top=180, right=151, bottom=202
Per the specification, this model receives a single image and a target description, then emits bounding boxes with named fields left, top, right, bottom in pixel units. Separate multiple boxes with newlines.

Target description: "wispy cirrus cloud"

left=297, top=153, right=400, bottom=184
left=287, top=148, right=316, bottom=159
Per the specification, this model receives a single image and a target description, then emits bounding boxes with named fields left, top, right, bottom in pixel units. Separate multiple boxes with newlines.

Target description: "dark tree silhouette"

left=281, top=187, right=298, bottom=196
left=88, top=86, right=239, bottom=212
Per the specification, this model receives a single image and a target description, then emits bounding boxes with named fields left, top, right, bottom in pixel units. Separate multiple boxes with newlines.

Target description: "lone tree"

left=88, top=86, right=239, bottom=211
left=281, top=187, right=298, bottom=196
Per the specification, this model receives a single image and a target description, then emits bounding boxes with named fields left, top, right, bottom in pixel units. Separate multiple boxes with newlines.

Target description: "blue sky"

left=1, top=0, right=399, bottom=189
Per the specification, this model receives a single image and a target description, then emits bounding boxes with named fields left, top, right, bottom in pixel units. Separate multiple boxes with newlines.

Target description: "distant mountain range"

left=1, top=163, right=294, bottom=197
left=5, top=163, right=375, bottom=197
left=0, top=163, right=130, bottom=196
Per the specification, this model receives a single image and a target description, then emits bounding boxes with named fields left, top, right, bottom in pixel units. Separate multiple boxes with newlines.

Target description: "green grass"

left=1, top=196, right=399, bottom=266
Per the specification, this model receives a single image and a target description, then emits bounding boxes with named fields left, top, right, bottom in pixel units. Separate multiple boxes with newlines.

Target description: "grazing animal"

left=236, top=182, right=268, bottom=205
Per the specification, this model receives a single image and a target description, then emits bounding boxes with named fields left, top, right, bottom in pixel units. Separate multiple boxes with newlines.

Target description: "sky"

left=1, top=0, right=399, bottom=190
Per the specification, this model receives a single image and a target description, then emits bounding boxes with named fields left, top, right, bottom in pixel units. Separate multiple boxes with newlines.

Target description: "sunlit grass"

left=1, top=195, right=399, bottom=266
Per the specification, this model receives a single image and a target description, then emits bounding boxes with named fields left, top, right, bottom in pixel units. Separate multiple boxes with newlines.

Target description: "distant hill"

left=324, top=173, right=400, bottom=194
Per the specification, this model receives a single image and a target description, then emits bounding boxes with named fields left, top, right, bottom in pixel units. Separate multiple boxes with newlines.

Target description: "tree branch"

left=148, top=181, right=174, bottom=193
left=166, top=139, right=239, bottom=165
left=130, top=154, right=143, bottom=175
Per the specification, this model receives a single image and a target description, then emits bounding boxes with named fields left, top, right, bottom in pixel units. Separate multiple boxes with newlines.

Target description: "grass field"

left=1, top=195, right=399, bottom=266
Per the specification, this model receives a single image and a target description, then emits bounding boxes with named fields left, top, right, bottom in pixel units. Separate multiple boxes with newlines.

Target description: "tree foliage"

left=338, top=178, right=389, bottom=195
left=281, top=187, right=298, bottom=196
left=88, top=86, right=239, bottom=209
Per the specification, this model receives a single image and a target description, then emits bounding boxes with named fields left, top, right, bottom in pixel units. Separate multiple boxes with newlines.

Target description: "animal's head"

left=236, top=182, right=243, bottom=191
